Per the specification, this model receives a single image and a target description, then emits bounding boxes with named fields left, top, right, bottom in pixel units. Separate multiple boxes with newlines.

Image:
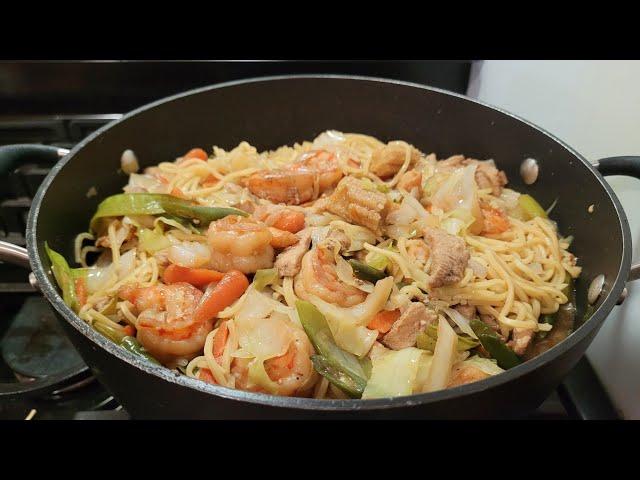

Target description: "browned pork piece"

left=370, top=142, right=423, bottom=179
left=325, top=176, right=390, bottom=234
left=438, top=155, right=508, bottom=196
left=382, top=302, right=437, bottom=350
left=423, top=227, right=470, bottom=288
left=508, top=327, right=535, bottom=355
left=454, top=304, right=476, bottom=320
left=274, top=229, right=312, bottom=277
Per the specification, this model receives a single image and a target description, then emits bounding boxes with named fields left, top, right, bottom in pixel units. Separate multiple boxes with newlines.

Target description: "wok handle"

left=596, top=156, right=640, bottom=282
left=0, top=143, right=68, bottom=174
left=0, top=241, right=39, bottom=289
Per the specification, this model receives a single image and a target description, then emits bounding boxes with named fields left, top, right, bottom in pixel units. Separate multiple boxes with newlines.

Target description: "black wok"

left=1, top=75, right=638, bottom=419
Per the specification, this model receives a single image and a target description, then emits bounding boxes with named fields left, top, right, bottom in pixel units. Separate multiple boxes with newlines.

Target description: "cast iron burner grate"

left=0, top=114, right=620, bottom=420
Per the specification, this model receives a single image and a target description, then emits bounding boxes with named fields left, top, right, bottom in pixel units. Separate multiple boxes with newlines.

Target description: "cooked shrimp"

left=207, top=215, right=274, bottom=273
left=246, top=149, right=342, bottom=205
left=295, top=245, right=367, bottom=307
left=118, top=282, right=208, bottom=364
left=290, top=149, right=343, bottom=192
left=253, top=204, right=306, bottom=233
left=231, top=325, right=317, bottom=396
left=246, top=169, right=316, bottom=205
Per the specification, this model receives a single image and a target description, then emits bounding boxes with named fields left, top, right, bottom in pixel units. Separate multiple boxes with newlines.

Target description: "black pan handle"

left=0, top=145, right=89, bottom=400
left=596, top=156, right=640, bottom=282
left=0, top=144, right=68, bottom=175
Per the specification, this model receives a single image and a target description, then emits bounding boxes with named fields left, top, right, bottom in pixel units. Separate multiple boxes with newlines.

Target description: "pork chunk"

left=454, top=304, right=476, bottom=320
left=381, top=302, right=437, bottom=350
left=423, top=227, right=470, bottom=288
left=274, top=229, right=312, bottom=277
left=371, top=142, right=423, bottom=179
left=508, top=328, right=535, bottom=355
left=325, top=176, right=389, bottom=233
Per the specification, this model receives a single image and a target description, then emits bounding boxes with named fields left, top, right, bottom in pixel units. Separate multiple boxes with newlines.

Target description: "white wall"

left=467, top=60, right=640, bottom=419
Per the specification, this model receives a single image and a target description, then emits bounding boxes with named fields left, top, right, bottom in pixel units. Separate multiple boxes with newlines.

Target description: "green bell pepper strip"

left=470, top=319, right=522, bottom=369
left=310, top=355, right=367, bottom=398
left=518, top=194, right=547, bottom=220
left=44, top=242, right=89, bottom=313
left=296, top=300, right=368, bottom=396
left=348, top=259, right=387, bottom=283
left=89, top=193, right=247, bottom=232
left=253, top=268, right=278, bottom=291
left=93, top=322, right=160, bottom=365
left=120, top=336, right=161, bottom=365
left=416, top=323, right=480, bottom=352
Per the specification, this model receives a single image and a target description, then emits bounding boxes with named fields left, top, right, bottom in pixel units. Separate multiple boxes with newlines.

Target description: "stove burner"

left=1, top=297, right=86, bottom=379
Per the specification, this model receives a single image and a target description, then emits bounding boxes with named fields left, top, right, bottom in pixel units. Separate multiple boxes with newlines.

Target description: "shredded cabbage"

left=302, top=276, right=394, bottom=357
left=364, top=242, right=430, bottom=291
left=422, top=317, right=458, bottom=392
left=328, top=220, right=376, bottom=252
left=441, top=307, right=478, bottom=339
left=362, top=347, right=425, bottom=399
left=138, top=226, right=171, bottom=254
left=463, top=355, right=505, bottom=376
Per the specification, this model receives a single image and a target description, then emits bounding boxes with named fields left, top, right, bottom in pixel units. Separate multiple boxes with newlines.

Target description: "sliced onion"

left=335, top=254, right=375, bottom=293
left=423, top=317, right=458, bottom=392
left=116, top=249, right=137, bottom=279
left=312, top=130, right=346, bottom=149
left=168, top=242, right=211, bottom=268
left=442, top=307, right=478, bottom=339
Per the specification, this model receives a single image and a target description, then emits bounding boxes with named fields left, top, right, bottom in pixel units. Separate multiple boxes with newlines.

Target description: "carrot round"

left=481, top=204, right=510, bottom=235
left=193, top=270, right=249, bottom=324
left=163, top=265, right=225, bottom=288
left=199, top=368, right=216, bottom=384
left=213, top=321, right=229, bottom=358
left=272, top=210, right=305, bottom=233
left=367, top=309, right=401, bottom=336
left=184, top=148, right=208, bottom=161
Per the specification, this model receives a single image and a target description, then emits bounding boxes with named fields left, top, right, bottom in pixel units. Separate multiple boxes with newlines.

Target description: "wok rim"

left=26, top=74, right=632, bottom=412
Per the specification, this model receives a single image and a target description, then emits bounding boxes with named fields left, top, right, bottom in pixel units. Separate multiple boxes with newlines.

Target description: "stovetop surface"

left=0, top=110, right=621, bottom=421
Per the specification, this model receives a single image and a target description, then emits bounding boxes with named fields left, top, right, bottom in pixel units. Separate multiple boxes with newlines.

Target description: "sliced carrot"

left=122, top=325, right=136, bottom=337
left=163, top=264, right=225, bottom=288
left=271, top=209, right=306, bottom=233
left=213, top=321, right=229, bottom=359
left=367, top=309, right=401, bottom=337
left=74, top=278, right=88, bottom=308
left=193, top=270, right=249, bottom=325
left=199, top=368, right=216, bottom=384
left=264, top=345, right=296, bottom=381
left=201, top=174, right=219, bottom=187
left=184, top=148, right=208, bottom=161
left=269, top=227, right=299, bottom=249
left=481, top=203, right=510, bottom=235
left=170, top=187, right=187, bottom=199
